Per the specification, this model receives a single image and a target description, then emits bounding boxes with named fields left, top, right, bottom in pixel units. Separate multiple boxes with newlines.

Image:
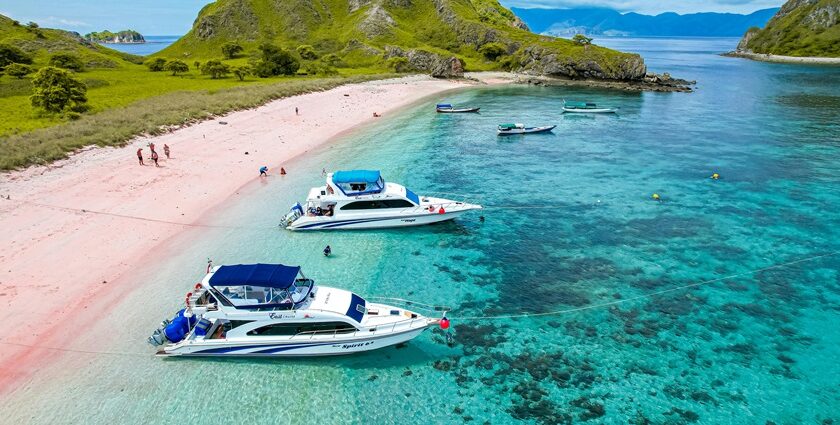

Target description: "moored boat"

left=148, top=263, right=449, bottom=357
left=436, top=103, right=480, bottom=113
left=497, top=123, right=556, bottom=135
left=282, top=170, right=482, bottom=231
left=561, top=100, right=617, bottom=114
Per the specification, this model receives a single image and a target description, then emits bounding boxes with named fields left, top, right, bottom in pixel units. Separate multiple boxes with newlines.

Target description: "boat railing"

left=366, top=296, right=451, bottom=314
left=290, top=316, right=431, bottom=340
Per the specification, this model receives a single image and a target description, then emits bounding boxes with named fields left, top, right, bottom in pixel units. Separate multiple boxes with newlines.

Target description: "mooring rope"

left=0, top=340, right=152, bottom=358
left=451, top=250, right=840, bottom=321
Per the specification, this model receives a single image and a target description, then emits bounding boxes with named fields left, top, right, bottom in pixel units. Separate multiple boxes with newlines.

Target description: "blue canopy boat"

left=436, top=103, right=480, bottom=113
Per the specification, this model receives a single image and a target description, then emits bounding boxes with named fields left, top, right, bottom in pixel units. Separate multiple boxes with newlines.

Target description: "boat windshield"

left=332, top=170, right=385, bottom=196
left=405, top=188, right=420, bottom=205
left=214, top=279, right=314, bottom=311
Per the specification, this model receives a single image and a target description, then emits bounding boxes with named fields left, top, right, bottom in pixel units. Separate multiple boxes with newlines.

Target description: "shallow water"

left=3, top=38, right=840, bottom=424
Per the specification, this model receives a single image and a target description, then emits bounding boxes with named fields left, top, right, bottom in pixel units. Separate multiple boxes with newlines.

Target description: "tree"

left=49, top=53, right=85, bottom=72
left=321, top=53, right=344, bottom=67
left=30, top=66, right=88, bottom=113
left=231, top=65, right=251, bottom=81
left=5, top=63, right=32, bottom=79
left=572, top=34, right=593, bottom=46
left=145, top=57, right=167, bottom=72
left=303, top=61, right=337, bottom=76
left=164, top=59, right=189, bottom=76
left=221, top=42, right=244, bottom=59
left=296, top=45, right=318, bottom=60
left=26, top=22, right=39, bottom=29
left=201, top=60, right=230, bottom=79
left=194, top=61, right=201, bottom=70
left=0, top=44, right=34, bottom=69
left=478, top=42, right=507, bottom=60
left=386, top=56, right=412, bottom=73
left=252, top=43, right=300, bottom=77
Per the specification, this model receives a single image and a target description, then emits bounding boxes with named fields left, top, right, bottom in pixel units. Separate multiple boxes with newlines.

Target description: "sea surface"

left=101, top=35, right=179, bottom=56
left=3, top=37, right=840, bottom=424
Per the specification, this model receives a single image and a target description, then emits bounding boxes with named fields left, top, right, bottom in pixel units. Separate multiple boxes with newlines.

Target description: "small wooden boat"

left=562, top=100, right=617, bottom=114
left=436, top=103, right=480, bottom=113
left=497, top=123, right=556, bottom=135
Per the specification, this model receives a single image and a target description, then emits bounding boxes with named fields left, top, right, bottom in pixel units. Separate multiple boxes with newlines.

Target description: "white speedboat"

left=497, top=123, right=556, bottom=135
left=561, top=100, right=617, bottom=114
left=282, top=170, right=482, bottom=230
left=436, top=103, right=480, bottom=113
left=149, top=263, right=448, bottom=357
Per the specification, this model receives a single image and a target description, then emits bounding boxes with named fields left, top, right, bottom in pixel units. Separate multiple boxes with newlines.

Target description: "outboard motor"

left=283, top=202, right=304, bottom=226
left=148, top=308, right=198, bottom=346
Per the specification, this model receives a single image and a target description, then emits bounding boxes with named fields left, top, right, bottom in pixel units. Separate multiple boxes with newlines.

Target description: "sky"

left=0, top=0, right=783, bottom=35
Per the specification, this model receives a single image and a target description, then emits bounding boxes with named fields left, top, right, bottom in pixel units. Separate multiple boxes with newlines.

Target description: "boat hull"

left=437, top=108, right=480, bottom=113
left=159, top=327, right=428, bottom=357
left=497, top=125, right=556, bottom=135
left=287, top=209, right=474, bottom=230
left=562, top=107, right=616, bottom=114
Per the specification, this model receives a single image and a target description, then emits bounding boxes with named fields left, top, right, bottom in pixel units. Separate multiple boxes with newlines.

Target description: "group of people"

left=137, top=142, right=170, bottom=167
left=260, top=166, right=287, bottom=177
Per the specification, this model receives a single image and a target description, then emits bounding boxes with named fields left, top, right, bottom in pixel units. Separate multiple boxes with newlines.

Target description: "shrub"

left=221, top=42, right=243, bottom=59
left=296, top=45, right=318, bottom=60
left=201, top=60, right=230, bottom=79
left=5, top=63, right=33, bottom=79
left=385, top=56, right=412, bottom=73
left=303, top=61, right=337, bottom=76
left=0, top=44, right=34, bottom=68
left=49, top=53, right=85, bottom=72
left=164, top=59, right=189, bottom=76
left=145, top=57, right=167, bottom=72
left=479, top=42, right=507, bottom=60
left=194, top=61, right=201, bottom=69
left=321, top=53, right=344, bottom=67
left=499, top=55, right=520, bottom=71
left=252, top=43, right=300, bottom=77
left=30, top=66, right=88, bottom=113
left=572, top=34, right=593, bottom=45
left=232, top=65, right=251, bottom=81
left=26, top=22, right=39, bottom=29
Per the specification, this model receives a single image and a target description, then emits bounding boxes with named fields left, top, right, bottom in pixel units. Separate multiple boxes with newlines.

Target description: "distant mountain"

left=510, top=7, right=779, bottom=37
left=735, top=0, right=840, bottom=57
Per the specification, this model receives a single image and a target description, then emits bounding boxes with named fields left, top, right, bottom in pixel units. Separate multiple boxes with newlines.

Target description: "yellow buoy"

left=711, top=173, right=720, bottom=180
left=652, top=193, right=661, bottom=201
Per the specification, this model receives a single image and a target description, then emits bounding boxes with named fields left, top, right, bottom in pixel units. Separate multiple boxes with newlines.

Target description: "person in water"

left=323, top=245, right=332, bottom=257
left=136, top=148, right=144, bottom=165
left=259, top=166, right=268, bottom=177
left=280, top=167, right=287, bottom=175
left=163, top=144, right=170, bottom=159
left=151, top=150, right=159, bottom=167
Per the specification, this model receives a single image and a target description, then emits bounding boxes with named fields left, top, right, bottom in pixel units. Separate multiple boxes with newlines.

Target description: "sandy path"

left=0, top=75, right=479, bottom=393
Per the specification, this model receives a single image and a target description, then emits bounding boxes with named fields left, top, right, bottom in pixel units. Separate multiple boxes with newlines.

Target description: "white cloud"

left=40, top=16, right=91, bottom=28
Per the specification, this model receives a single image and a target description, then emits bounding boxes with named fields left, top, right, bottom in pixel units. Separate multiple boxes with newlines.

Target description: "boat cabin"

left=436, top=103, right=452, bottom=109
left=331, top=170, right=385, bottom=196
left=565, top=101, right=598, bottom=109
left=498, top=123, right=524, bottom=130
left=207, top=264, right=314, bottom=311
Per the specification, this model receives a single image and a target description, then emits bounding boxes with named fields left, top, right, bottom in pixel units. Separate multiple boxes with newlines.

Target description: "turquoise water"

left=3, top=38, right=840, bottom=424
left=101, top=35, right=179, bottom=56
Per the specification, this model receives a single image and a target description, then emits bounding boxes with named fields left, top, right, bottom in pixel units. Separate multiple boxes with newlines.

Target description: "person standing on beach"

left=151, top=150, right=159, bottom=167
left=149, top=142, right=156, bottom=154
left=260, top=166, right=268, bottom=177
left=295, top=107, right=299, bottom=115
left=280, top=167, right=287, bottom=175
left=137, top=148, right=144, bottom=165
left=163, top=144, right=170, bottom=159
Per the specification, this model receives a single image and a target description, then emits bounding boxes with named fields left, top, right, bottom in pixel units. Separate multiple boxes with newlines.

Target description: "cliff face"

left=85, top=30, right=145, bottom=44
left=160, top=0, right=647, bottom=80
left=735, top=0, right=840, bottom=57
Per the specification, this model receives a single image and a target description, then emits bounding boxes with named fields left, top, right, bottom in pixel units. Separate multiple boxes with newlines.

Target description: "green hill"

left=0, top=15, right=141, bottom=67
left=158, top=0, right=647, bottom=80
left=738, top=0, right=840, bottom=57
left=85, top=30, right=145, bottom=44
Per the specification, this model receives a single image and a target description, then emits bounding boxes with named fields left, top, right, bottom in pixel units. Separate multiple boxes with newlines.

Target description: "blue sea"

left=3, top=37, right=840, bottom=424
left=101, top=35, right=179, bottom=56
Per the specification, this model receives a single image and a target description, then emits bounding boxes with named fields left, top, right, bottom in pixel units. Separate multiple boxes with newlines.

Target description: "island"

left=725, top=0, right=840, bottom=64
left=84, top=29, right=145, bottom=44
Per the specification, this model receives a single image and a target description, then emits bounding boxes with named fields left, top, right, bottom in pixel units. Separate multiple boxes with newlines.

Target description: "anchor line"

left=0, top=340, right=151, bottom=358
left=449, top=250, right=840, bottom=321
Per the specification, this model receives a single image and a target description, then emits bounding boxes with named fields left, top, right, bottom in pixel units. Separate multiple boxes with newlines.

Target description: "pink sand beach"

left=0, top=75, right=486, bottom=394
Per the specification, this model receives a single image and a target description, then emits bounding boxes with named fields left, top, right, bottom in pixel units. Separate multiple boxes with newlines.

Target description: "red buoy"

left=194, top=283, right=202, bottom=290
left=438, top=207, right=445, bottom=214
left=439, top=317, right=450, bottom=330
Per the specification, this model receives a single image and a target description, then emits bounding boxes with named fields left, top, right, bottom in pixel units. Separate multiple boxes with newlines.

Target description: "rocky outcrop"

left=384, top=46, right=464, bottom=77
left=84, top=30, right=145, bottom=44
left=517, top=46, right=646, bottom=80
left=358, top=3, right=396, bottom=37
left=735, top=27, right=760, bottom=52
left=511, top=16, right=530, bottom=31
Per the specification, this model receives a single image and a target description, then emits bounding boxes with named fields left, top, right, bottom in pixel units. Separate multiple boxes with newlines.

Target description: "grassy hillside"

left=158, top=0, right=644, bottom=78
left=742, top=0, right=840, bottom=57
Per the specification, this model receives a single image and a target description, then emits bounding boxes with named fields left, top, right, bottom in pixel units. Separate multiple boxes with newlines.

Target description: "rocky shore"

left=465, top=71, right=695, bottom=93
left=722, top=50, right=840, bottom=65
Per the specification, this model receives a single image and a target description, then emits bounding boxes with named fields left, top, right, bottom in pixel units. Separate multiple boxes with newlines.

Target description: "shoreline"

left=723, top=51, right=840, bottom=65
left=0, top=75, right=488, bottom=394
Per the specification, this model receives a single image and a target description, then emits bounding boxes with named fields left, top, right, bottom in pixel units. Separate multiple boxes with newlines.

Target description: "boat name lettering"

left=269, top=313, right=296, bottom=319
left=401, top=219, right=416, bottom=223
left=336, top=341, right=374, bottom=349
